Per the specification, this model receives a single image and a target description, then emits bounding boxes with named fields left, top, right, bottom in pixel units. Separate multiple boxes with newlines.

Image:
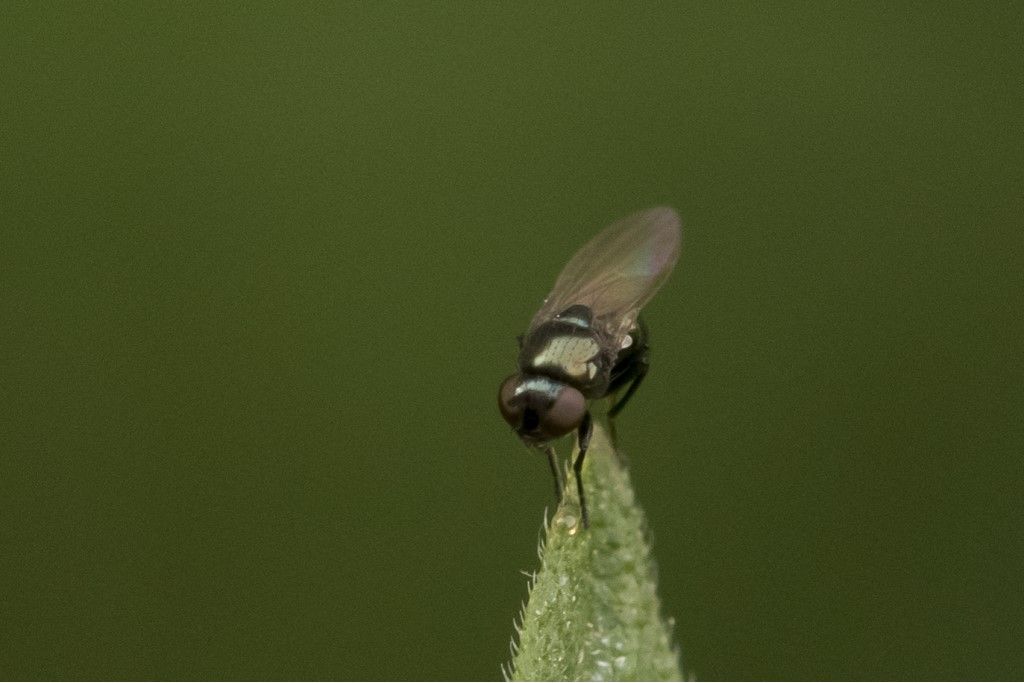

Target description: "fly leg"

left=607, top=357, right=647, bottom=468
left=608, top=353, right=650, bottom=419
left=574, top=411, right=593, bottom=529
left=544, top=445, right=563, bottom=504
left=606, top=316, right=651, bottom=444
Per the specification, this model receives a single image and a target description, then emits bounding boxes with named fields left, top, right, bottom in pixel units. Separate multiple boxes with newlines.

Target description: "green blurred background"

left=2, top=3, right=1021, bottom=680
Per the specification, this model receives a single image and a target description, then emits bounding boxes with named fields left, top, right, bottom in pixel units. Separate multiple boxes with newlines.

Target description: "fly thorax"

left=518, top=319, right=610, bottom=397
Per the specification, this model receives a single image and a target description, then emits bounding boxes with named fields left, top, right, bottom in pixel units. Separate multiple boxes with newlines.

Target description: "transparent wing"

left=528, top=207, right=682, bottom=346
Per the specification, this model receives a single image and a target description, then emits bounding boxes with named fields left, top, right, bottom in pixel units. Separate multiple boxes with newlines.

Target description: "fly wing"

left=528, top=207, right=682, bottom=346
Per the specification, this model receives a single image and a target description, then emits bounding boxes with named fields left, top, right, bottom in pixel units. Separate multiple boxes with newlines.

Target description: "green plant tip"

left=508, top=423, right=683, bottom=681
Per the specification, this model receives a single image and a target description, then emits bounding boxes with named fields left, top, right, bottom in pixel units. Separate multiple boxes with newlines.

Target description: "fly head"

left=497, top=374, right=586, bottom=445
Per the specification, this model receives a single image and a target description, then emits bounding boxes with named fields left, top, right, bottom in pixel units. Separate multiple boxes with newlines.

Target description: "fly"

left=498, top=207, right=682, bottom=528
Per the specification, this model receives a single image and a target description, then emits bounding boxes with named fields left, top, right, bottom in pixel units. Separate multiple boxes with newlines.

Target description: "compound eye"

left=540, top=385, right=586, bottom=437
left=498, top=374, right=524, bottom=428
